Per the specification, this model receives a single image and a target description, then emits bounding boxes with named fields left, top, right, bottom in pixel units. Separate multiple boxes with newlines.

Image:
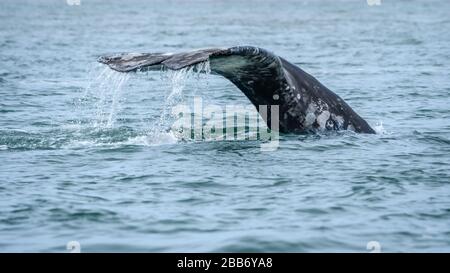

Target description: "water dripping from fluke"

left=146, top=61, right=212, bottom=144
left=73, top=61, right=212, bottom=148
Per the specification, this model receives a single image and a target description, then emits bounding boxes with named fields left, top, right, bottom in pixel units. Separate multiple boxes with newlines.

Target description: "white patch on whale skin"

left=305, top=112, right=316, bottom=127
left=316, top=110, right=330, bottom=129
left=306, top=102, right=317, bottom=114
left=303, top=103, right=318, bottom=128
left=348, top=123, right=355, bottom=132
left=331, top=114, right=345, bottom=129
left=304, top=100, right=334, bottom=130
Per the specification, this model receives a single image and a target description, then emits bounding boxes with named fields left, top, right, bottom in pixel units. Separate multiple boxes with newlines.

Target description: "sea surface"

left=1, top=0, right=449, bottom=252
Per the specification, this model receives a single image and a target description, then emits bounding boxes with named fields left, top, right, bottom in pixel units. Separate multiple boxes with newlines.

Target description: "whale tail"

left=98, top=46, right=375, bottom=134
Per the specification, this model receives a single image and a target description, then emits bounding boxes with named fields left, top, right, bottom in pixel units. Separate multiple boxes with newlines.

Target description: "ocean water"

left=1, top=0, right=450, bottom=252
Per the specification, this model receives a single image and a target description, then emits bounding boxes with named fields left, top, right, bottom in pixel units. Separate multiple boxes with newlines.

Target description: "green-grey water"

left=1, top=0, right=450, bottom=252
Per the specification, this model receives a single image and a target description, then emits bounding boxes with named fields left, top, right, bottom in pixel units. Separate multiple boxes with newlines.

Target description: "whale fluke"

left=98, top=46, right=375, bottom=134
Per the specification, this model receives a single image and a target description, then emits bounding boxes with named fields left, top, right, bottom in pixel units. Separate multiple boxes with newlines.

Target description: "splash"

left=94, top=69, right=129, bottom=127
left=149, top=61, right=211, bottom=137
left=373, top=121, right=386, bottom=134
left=80, top=65, right=130, bottom=128
left=72, top=62, right=212, bottom=148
